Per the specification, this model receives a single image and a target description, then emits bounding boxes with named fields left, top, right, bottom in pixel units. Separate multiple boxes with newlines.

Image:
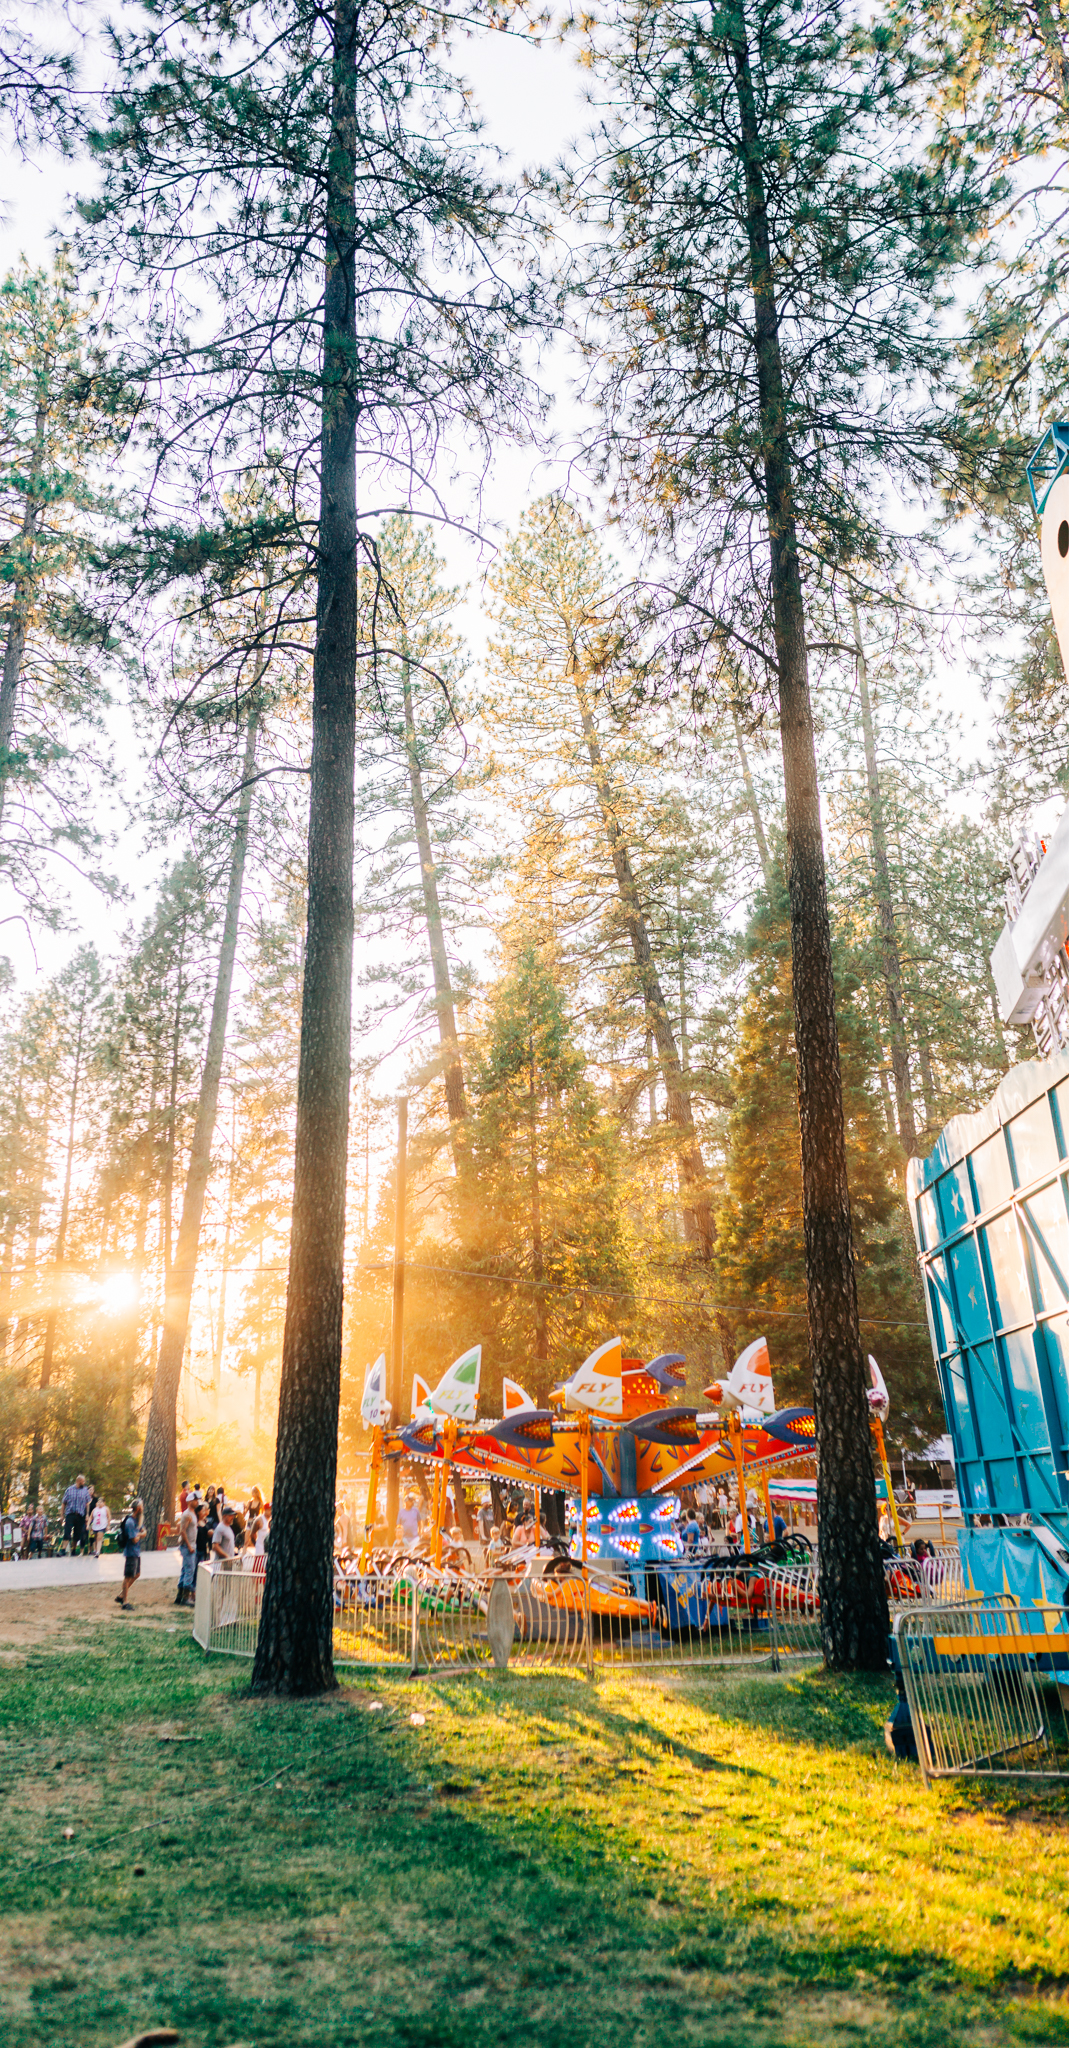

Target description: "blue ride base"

left=570, top=1488, right=770, bottom=1636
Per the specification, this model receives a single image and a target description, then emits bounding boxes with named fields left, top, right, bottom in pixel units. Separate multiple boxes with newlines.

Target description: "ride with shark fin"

left=357, top=1333, right=843, bottom=1569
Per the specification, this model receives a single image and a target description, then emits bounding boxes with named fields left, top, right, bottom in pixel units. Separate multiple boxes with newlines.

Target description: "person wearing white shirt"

left=89, top=1498, right=110, bottom=1557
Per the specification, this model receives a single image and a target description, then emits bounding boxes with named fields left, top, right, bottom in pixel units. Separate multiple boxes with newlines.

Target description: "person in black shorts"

left=115, top=1499, right=144, bottom=1611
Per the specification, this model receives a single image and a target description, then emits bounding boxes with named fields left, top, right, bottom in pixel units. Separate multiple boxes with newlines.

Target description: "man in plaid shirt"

left=62, top=1475, right=91, bottom=1555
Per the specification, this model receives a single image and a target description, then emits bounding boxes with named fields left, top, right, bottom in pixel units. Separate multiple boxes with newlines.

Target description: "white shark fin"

left=562, top=1336, right=623, bottom=1417
left=867, top=1354, right=890, bottom=1421
left=427, top=1345, right=481, bottom=1422
left=705, top=1337, right=774, bottom=1417
left=360, top=1352, right=387, bottom=1430
left=502, top=1376, right=535, bottom=1415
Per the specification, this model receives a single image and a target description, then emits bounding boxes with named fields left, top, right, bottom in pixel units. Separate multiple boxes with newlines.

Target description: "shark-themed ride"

left=352, top=1329, right=827, bottom=1633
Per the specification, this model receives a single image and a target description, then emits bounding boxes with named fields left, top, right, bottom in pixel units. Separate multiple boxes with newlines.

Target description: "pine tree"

left=570, top=0, right=986, bottom=1666
left=0, top=259, right=121, bottom=931
left=74, top=0, right=540, bottom=1692
left=352, top=517, right=479, bottom=1179
left=487, top=497, right=716, bottom=1259
left=464, top=940, right=634, bottom=1403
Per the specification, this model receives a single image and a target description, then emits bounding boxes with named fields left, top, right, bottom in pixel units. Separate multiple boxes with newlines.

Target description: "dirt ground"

left=0, top=1577, right=184, bottom=1655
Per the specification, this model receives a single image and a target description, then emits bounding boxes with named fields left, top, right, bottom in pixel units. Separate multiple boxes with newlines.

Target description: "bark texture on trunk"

left=400, top=653, right=467, bottom=1167
left=385, top=1095, right=407, bottom=1537
left=529, top=1033, right=548, bottom=1367
left=0, top=400, right=47, bottom=834
left=732, top=30, right=887, bottom=1669
left=571, top=665, right=713, bottom=1257
left=138, top=697, right=260, bottom=1543
left=251, top=0, right=358, bottom=1693
left=850, top=602, right=917, bottom=1159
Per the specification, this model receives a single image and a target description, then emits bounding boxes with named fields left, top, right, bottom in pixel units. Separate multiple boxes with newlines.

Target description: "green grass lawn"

left=1, top=1593, right=1068, bottom=2048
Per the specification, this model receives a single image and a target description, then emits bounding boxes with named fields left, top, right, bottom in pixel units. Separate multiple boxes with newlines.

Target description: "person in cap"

left=115, top=1499, right=144, bottom=1611
left=211, top=1503, right=237, bottom=1567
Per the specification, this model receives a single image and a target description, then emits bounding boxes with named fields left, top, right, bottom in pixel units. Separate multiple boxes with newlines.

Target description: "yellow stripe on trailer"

left=931, top=1630, right=1069, bottom=1658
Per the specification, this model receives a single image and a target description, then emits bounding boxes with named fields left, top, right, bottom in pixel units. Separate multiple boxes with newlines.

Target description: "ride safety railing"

left=193, top=1553, right=821, bottom=1674
left=893, top=1599, right=1069, bottom=1785
left=191, top=1546, right=974, bottom=1679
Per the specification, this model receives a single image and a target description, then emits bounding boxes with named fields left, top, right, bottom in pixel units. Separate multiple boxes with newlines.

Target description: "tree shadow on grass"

left=362, top=1669, right=1069, bottom=2045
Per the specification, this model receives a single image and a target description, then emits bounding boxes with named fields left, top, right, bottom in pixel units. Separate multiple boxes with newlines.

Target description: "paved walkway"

left=0, top=1550, right=179, bottom=1591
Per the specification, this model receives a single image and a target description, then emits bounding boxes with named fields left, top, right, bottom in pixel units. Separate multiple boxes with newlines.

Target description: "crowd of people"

left=167, top=1481, right=271, bottom=1608
left=8, top=1474, right=272, bottom=1613
left=14, top=1475, right=113, bottom=1558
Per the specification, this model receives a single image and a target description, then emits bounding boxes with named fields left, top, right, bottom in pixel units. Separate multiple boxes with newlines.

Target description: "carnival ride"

left=345, top=1331, right=829, bottom=1644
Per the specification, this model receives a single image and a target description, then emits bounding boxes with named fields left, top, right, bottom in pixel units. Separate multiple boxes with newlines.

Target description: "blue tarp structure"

left=908, top=1054, right=1069, bottom=1610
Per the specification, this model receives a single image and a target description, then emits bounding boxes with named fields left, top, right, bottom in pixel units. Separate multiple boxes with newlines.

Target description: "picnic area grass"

left=1, top=1592, right=1068, bottom=2047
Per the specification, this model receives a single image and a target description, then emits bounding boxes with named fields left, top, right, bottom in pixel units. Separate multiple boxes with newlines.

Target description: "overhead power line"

left=353, top=1258, right=927, bottom=1329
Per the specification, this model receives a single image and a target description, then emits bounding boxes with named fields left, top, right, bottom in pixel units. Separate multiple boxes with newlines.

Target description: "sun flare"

left=97, top=1272, right=138, bottom=1317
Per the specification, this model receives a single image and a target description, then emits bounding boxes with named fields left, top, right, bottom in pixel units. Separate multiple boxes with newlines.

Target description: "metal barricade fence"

left=894, top=1600, right=1069, bottom=1785
left=409, top=1560, right=805, bottom=1675
left=333, top=1569, right=419, bottom=1669
left=766, top=1563, right=822, bottom=1661
left=389, top=1560, right=592, bottom=1674
left=885, top=1552, right=965, bottom=1609
left=193, top=1560, right=264, bottom=1658
left=194, top=1550, right=970, bottom=1676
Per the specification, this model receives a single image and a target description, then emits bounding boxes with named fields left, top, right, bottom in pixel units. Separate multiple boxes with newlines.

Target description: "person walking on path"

left=115, top=1499, right=145, bottom=1610
left=29, top=1506, right=46, bottom=1556
left=176, top=1497, right=199, bottom=1605
left=89, top=1496, right=110, bottom=1556
left=62, top=1475, right=91, bottom=1555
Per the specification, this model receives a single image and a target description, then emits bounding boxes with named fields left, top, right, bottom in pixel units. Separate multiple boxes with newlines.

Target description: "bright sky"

left=0, top=16, right=594, bottom=990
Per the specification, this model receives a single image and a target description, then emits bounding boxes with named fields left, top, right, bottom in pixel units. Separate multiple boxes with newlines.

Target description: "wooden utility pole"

left=385, top=1095, right=407, bottom=1535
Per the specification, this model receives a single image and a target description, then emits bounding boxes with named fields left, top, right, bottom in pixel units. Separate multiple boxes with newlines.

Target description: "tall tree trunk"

left=529, top=1033, right=548, bottom=1367
left=732, top=30, right=886, bottom=1670
left=252, top=0, right=358, bottom=1695
left=27, top=977, right=88, bottom=1505
left=120, top=1056, right=159, bottom=1392
left=731, top=706, right=773, bottom=887
left=400, top=651, right=467, bottom=1168
left=893, top=828, right=939, bottom=1133
left=850, top=601, right=917, bottom=1159
left=13, top=1066, right=52, bottom=1423
left=0, top=1068, right=26, bottom=1370
left=0, top=399, right=47, bottom=834
left=570, top=663, right=714, bottom=1258
left=138, top=698, right=261, bottom=1542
